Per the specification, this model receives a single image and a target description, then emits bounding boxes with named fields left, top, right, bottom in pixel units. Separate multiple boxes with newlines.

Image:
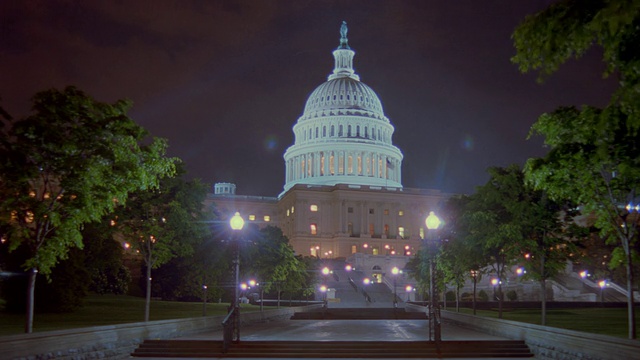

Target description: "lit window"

left=287, top=209, right=290, bottom=216
left=264, top=215, right=270, bottom=222
left=310, top=204, right=318, bottom=212
left=398, top=226, right=405, bottom=238
left=310, top=223, right=317, bottom=235
left=398, top=210, right=404, bottom=216
left=384, top=209, right=389, bottom=215
left=291, top=206, right=295, bottom=213
left=384, top=224, right=389, bottom=235
left=249, top=215, right=256, bottom=221
left=420, top=227, right=425, bottom=239
left=369, top=223, right=374, bottom=235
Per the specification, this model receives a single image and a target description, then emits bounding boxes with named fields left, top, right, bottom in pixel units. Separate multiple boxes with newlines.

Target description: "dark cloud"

left=0, top=0, right=617, bottom=196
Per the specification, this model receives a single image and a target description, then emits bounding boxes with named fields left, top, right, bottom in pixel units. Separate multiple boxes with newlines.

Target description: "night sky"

left=0, top=1, right=618, bottom=196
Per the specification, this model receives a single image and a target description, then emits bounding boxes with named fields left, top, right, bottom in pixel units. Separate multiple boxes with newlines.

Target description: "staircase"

left=132, top=339, right=534, bottom=358
left=290, top=307, right=427, bottom=320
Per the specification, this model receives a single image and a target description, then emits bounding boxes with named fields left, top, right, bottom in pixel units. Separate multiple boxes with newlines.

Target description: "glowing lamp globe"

left=425, top=211, right=441, bottom=230
left=230, top=212, right=245, bottom=231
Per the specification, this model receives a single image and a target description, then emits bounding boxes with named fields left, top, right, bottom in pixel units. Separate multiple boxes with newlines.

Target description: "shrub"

left=506, top=289, right=518, bottom=301
left=478, top=289, right=489, bottom=301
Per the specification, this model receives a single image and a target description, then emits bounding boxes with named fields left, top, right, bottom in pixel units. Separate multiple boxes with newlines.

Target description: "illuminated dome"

left=282, top=22, right=403, bottom=194
left=302, top=77, right=385, bottom=120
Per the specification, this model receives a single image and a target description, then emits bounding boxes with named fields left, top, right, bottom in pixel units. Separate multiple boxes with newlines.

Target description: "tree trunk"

left=145, top=265, right=151, bottom=322
left=540, top=253, right=547, bottom=326
left=25, top=268, right=37, bottom=333
left=625, top=244, right=636, bottom=339
left=498, top=283, right=503, bottom=319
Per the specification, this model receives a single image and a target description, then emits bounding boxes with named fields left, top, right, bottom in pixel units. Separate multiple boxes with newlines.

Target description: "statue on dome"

left=339, top=21, right=349, bottom=49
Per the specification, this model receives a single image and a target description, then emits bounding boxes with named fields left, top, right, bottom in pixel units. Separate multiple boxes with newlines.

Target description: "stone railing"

left=3, top=304, right=322, bottom=360
left=406, top=304, right=640, bottom=360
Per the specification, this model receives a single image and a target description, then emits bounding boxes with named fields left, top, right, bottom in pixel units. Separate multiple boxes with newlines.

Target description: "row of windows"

left=309, top=243, right=413, bottom=257
left=247, top=214, right=271, bottom=222
left=285, top=204, right=405, bottom=216
left=308, top=222, right=421, bottom=238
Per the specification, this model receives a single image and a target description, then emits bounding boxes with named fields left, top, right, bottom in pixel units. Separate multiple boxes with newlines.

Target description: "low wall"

left=406, top=304, right=639, bottom=360
left=2, top=304, right=322, bottom=360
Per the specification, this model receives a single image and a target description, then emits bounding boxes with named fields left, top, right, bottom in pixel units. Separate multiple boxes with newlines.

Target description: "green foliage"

left=506, top=290, right=518, bottom=302
left=119, top=172, right=210, bottom=270
left=2, top=246, right=90, bottom=313
left=0, top=86, right=177, bottom=275
left=445, top=291, right=456, bottom=301
left=514, top=1, right=640, bottom=338
left=512, top=0, right=640, bottom=127
left=0, top=87, right=177, bottom=331
left=478, top=289, right=489, bottom=301
left=245, top=226, right=310, bottom=302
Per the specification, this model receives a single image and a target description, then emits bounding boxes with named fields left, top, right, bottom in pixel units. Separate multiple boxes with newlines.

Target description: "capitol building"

left=207, top=23, right=447, bottom=277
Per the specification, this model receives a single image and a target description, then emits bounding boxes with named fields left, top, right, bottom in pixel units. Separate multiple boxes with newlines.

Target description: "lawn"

left=2, top=296, right=639, bottom=339
left=0, top=294, right=259, bottom=336
left=455, top=307, right=640, bottom=339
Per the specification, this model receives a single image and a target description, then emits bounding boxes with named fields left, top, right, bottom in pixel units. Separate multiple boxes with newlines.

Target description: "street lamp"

left=425, top=211, right=442, bottom=343
left=470, top=270, right=478, bottom=315
left=405, top=285, right=414, bottom=302
left=599, top=280, right=608, bottom=304
left=391, top=266, right=399, bottom=308
left=229, top=211, right=244, bottom=342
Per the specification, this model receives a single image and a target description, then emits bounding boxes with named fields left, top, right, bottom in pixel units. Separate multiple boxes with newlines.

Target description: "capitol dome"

left=302, top=77, right=384, bottom=119
left=282, top=22, right=403, bottom=194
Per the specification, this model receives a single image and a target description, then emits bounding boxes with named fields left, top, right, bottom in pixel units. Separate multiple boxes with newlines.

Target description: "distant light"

left=405, top=285, right=413, bottom=292
left=363, top=278, right=370, bottom=285
left=345, top=265, right=352, bottom=272
left=491, top=278, right=499, bottom=286
left=319, top=285, right=327, bottom=292
left=579, top=271, right=588, bottom=279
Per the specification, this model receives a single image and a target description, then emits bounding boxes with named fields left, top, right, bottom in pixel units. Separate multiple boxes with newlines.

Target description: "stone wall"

left=407, top=304, right=639, bottom=360
left=2, top=305, right=322, bottom=360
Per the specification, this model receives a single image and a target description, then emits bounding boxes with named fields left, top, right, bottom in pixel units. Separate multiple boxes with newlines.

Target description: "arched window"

left=331, top=125, right=335, bottom=137
left=348, top=125, right=352, bottom=137
left=315, top=127, right=319, bottom=138
left=339, top=125, right=343, bottom=137
left=323, top=126, right=326, bottom=137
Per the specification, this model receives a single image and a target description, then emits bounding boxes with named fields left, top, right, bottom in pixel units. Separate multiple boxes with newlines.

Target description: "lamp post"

left=229, top=211, right=244, bottom=342
left=391, top=266, right=399, bottom=308
left=202, top=285, right=208, bottom=316
left=599, top=280, right=607, bottom=305
left=425, top=211, right=442, bottom=343
left=405, top=285, right=414, bottom=302
left=470, top=270, right=478, bottom=315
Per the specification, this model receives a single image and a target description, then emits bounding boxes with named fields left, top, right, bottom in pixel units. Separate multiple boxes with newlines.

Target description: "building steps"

left=131, top=339, right=534, bottom=358
left=290, top=307, right=427, bottom=320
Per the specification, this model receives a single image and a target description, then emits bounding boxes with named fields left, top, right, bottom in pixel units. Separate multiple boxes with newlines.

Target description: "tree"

left=512, top=0, right=640, bottom=128
left=0, top=87, right=176, bottom=333
left=464, top=166, right=528, bottom=318
left=247, top=226, right=308, bottom=307
left=524, top=106, right=640, bottom=338
left=118, top=172, right=210, bottom=321
left=513, top=0, right=640, bottom=338
left=494, top=166, right=581, bottom=325
left=436, top=195, right=478, bottom=312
